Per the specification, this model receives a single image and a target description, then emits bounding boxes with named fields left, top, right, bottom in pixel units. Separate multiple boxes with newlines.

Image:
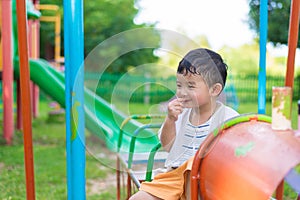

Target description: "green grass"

left=0, top=99, right=299, bottom=199
left=0, top=101, right=116, bottom=200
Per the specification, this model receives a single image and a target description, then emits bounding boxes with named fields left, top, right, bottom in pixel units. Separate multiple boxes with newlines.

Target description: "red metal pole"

left=127, top=175, right=132, bottom=199
left=2, top=0, right=14, bottom=144
left=276, top=180, right=284, bottom=200
left=16, top=0, right=36, bottom=199
left=285, top=0, right=300, bottom=88
left=116, top=158, right=121, bottom=200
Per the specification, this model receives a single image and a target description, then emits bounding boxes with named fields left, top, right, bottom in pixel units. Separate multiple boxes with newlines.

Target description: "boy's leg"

left=129, top=190, right=162, bottom=200
left=130, top=158, right=195, bottom=200
left=182, top=170, right=191, bottom=200
left=138, top=163, right=188, bottom=200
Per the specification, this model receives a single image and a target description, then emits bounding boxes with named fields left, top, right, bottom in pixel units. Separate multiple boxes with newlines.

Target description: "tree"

left=39, top=0, right=159, bottom=73
left=248, top=0, right=299, bottom=47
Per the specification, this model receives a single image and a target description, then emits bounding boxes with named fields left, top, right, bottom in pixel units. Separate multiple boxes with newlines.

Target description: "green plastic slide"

left=13, top=58, right=160, bottom=153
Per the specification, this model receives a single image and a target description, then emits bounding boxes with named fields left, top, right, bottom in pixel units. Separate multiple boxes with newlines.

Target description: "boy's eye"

left=188, top=85, right=195, bottom=88
left=176, top=84, right=181, bottom=88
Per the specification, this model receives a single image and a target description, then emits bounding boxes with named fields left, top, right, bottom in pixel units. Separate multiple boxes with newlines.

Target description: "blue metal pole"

left=258, top=0, right=268, bottom=114
left=63, top=0, right=71, bottom=198
left=64, top=0, right=85, bottom=199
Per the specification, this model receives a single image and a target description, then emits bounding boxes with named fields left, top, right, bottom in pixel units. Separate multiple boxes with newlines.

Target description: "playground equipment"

left=14, top=0, right=38, bottom=198
left=36, top=4, right=64, bottom=119
left=3, top=1, right=161, bottom=199
left=1, top=0, right=14, bottom=144
left=1, top=0, right=40, bottom=144
left=2, top=0, right=300, bottom=199
left=189, top=0, right=300, bottom=199
left=191, top=114, right=300, bottom=200
left=35, top=4, right=63, bottom=68
left=115, top=0, right=300, bottom=199
left=116, top=114, right=167, bottom=199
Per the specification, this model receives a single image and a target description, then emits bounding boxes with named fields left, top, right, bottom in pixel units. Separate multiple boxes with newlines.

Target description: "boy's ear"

left=210, top=83, right=223, bottom=97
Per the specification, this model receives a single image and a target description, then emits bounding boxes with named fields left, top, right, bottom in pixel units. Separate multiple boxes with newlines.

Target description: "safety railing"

left=116, top=114, right=166, bottom=200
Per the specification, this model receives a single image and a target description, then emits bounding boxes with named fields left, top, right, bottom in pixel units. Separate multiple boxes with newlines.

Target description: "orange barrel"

left=195, top=115, right=300, bottom=200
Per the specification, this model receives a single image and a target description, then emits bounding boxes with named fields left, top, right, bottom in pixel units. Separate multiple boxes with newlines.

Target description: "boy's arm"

left=160, top=98, right=183, bottom=152
left=160, top=117, right=176, bottom=152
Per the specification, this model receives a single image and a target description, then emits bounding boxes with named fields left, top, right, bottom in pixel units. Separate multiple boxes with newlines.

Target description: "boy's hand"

left=167, top=97, right=184, bottom=121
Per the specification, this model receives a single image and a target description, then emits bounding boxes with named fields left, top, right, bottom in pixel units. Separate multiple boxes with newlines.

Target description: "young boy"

left=130, top=48, right=239, bottom=200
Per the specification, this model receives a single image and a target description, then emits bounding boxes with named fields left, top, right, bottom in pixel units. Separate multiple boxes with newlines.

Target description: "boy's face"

left=176, top=73, right=212, bottom=108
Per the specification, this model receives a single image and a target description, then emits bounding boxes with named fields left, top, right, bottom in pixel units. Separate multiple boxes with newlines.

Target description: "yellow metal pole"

left=54, top=13, right=61, bottom=67
left=35, top=4, right=61, bottom=68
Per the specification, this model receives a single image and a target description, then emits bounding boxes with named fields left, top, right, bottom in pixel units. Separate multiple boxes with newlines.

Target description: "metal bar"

left=63, top=0, right=72, bottom=196
left=285, top=0, right=300, bottom=88
left=35, top=4, right=59, bottom=11
left=127, top=175, right=132, bottom=199
left=117, top=114, right=164, bottom=198
left=36, top=5, right=61, bottom=68
left=2, top=0, right=14, bottom=144
left=145, top=142, right=161, bottom=181
left=117, top=114, right=165, bottom=152
left=275, top=180, right=284, bottom=200
left=116, top=157, right=121, bottom=200
left=30, top=18, right=40, bottom=118
left=64, top=0, right=85, bottom=199
left=127, top=124, right=161, bottom=169
left=39, top=16, right=57, bottom=21
left=16, top=0, right=35, bottom=198
left=258, top=0, right=268, bottom=114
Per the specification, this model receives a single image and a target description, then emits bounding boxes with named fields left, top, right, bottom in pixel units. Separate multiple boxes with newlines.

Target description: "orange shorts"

left=139, top=156, right=194, bottom=200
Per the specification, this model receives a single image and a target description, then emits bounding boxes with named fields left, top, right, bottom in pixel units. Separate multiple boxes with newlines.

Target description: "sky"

left=135, top=0, right=299, bottom=64
left=134, top=0, right=255, bottom=50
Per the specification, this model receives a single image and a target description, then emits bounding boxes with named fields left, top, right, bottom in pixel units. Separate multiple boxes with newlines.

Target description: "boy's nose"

left=177, top=88, right=187, bottom=97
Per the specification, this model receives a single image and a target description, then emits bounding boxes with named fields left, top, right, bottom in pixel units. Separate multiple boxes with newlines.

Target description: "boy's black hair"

left=177, top=48, right=228, bottom=89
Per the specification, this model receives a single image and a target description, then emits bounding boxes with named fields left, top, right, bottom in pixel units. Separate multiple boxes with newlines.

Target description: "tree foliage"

left=248, top=0, right=300, bottom=47
left=39, top=0, right=159, bottom=73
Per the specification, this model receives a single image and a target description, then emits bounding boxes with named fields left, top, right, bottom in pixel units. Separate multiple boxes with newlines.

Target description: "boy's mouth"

left=177, top=97, right=192, bottom=105
left=182, top=99, right=192, bottom=104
